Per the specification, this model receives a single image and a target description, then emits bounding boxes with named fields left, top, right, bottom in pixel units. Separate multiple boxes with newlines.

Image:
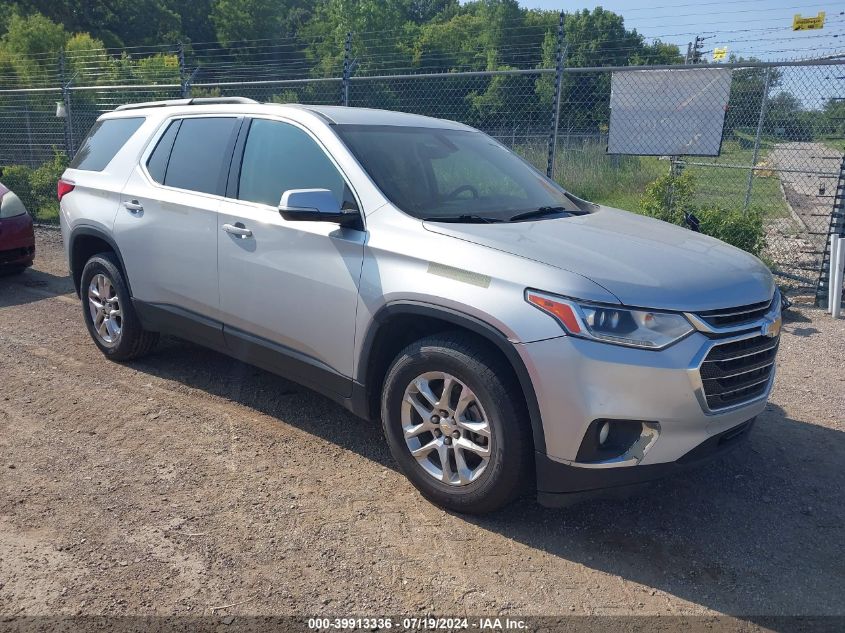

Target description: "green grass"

left=819, top=138, right=845, bottom=154
left=517, top=139, right=788, bottom=218
left=681, top=140, right=789, bottom=219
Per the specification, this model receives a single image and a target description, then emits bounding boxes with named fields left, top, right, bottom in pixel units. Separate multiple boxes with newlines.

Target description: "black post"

left=342, top=32, right=352, bottom=107
left=546, top=11, right=565, bottom=179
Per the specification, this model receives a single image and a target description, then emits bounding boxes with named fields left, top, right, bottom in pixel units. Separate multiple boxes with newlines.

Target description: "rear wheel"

left=381, top=333, right=532, bottom=514
left=80, top=253, right=158, bottom=361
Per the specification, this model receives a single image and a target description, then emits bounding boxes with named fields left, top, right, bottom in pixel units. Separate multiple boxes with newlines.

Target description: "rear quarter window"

left=69, top=117, right=145, bottom=171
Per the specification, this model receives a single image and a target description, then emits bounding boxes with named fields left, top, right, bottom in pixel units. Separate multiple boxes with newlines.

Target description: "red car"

left=0, top=182, right=35, bottom=274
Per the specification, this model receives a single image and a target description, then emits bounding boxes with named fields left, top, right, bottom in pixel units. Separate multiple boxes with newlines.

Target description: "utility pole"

left=672, top=35, right=700, bottom=215
left=686, top=35, right=712, bottom=64
left=692, top=35, right=705, bottom=64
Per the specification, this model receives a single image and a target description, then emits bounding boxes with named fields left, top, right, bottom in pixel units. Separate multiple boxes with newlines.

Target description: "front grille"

left=696, top=296, right=775, bottom=328
left=699, top=335, right=778, bottom=409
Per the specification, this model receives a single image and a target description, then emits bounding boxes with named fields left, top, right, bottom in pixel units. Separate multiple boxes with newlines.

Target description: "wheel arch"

left=357, top=301, right=546, bottom=454
left=68, top=226, right=131, bottom=297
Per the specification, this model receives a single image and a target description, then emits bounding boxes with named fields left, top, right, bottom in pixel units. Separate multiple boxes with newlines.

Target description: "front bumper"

left=516, top=329, right=774, bottom=500
left=0, top=213, right=35, bottom=268
left=535, top=417, right=755, bottom=506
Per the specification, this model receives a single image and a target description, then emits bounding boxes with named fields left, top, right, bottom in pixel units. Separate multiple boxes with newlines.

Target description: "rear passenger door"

left=217, top=117, right=366, bottom=395
left=115, top=116, right=241, bottom=330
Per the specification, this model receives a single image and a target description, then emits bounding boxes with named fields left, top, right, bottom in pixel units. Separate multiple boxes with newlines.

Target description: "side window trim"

left=232, top=115, right=364, bottom=221
left=215, top=117, right=245, bottom=198
left=226, top=118, right=252, bottom=199
left=146, top=118, right=182, bottom=185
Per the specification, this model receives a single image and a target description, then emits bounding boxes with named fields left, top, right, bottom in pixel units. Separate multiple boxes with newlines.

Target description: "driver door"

left=217, top=118, right=366, bottom=396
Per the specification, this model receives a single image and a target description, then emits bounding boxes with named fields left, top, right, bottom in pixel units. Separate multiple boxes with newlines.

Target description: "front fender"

left=357, top=299, right=548, bottom=455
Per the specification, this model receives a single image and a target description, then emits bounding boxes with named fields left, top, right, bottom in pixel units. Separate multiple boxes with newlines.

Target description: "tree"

left=164, top=0, right=216, bottom=44
left=724, top=57, right=782, bottom=134
left=211, top=0, right=310, bottom=44
left=15, top=0, right=181, bottom=48
left=1, top=11, right=65, bottom=58
left=65, top=32, right=109, bottom=85
left=302, top=0, right=419, bottom=76
left=1, top=12, right=66, bottom=85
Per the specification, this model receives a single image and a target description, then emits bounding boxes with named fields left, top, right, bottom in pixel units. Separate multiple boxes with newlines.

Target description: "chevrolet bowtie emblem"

left=761, top=315, right=782, bottom=338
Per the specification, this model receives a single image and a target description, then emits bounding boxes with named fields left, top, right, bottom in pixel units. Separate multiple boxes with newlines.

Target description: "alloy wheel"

left=401, top=371, right=492, bottom=486
left=87, top=273, right=122, bottom=345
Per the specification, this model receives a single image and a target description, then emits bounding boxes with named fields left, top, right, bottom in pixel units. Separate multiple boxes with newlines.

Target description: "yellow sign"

left=713, top=47, right=728, bottom=61
left=792, top=11, right=825, bottom=31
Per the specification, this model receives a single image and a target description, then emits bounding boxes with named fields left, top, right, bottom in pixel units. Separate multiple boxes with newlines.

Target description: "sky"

left=517, top=0, right=844, bottom=62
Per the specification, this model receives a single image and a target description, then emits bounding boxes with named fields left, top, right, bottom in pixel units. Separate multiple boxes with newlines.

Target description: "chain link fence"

left=0, top=41, right=842, bottom=303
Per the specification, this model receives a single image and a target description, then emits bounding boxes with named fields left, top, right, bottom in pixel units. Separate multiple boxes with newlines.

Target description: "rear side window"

left=163, top=117, right=239, bottom=195
left=69, top=117, right=145, bottom=171
left=146, top=120, right=181, bottom=184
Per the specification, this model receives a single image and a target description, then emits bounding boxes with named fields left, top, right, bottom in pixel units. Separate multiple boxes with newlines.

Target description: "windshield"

left=334, top=124, right=579, bottom=221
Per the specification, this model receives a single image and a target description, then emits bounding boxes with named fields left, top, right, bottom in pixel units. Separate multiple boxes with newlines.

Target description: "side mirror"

left=279, top=188, right=357, bottom=225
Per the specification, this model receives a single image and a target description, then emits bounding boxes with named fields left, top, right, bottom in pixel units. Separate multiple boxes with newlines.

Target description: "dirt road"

left=1, top=228, right=843, bottom=621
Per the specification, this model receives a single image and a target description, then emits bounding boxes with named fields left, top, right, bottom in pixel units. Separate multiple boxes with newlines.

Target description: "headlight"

left=0, top=191, right=29, bottom=219
left=526, top=290, right=694, bottom=349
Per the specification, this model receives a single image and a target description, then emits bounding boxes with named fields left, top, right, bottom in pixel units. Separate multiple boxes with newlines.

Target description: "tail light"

left=57, top=179, right=75, bottom=201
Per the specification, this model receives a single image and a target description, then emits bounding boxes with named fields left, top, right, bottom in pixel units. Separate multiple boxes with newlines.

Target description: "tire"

left=381, top=333, right=533, bottom=514
left=0, top=265, right=27, bottom=277
left=80, top=252, right=158, bottom=361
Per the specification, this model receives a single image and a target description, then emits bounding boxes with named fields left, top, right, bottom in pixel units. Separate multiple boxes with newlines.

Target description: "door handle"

left=123, top=200, right=143, bottom=214
left=222, top=223, right=253, bottom=238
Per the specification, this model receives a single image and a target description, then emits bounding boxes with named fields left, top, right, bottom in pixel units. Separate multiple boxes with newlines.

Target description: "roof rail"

left=114, top=97, right=259, bottom=112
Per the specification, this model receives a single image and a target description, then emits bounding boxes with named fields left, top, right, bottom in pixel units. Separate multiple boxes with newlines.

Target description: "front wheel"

left=381, top=333, right=533, bottom=514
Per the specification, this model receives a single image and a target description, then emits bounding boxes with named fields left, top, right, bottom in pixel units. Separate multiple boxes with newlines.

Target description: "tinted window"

left=146, top=120, right=180, bottom=184
left=238, top=119, right=345, bottom=207
left=164, top=117, right=238, bottom=195
left=69, top=117, right=145, bottom=171
left=335, top=125, right=577, bottom=221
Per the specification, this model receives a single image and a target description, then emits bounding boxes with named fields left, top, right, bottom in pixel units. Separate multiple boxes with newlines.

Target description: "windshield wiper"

left=422, top=214, right=502, bottom=224
left=508, top=206, right=570, bottom=222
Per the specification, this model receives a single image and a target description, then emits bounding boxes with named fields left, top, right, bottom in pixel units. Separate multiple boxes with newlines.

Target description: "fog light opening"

left=575, top=419, right=659, bottom=464
left=598, top=421, right=610, bottom=445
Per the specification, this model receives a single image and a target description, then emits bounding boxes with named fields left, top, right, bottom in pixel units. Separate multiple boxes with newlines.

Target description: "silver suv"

left=59, top=97, right=781, bottom=513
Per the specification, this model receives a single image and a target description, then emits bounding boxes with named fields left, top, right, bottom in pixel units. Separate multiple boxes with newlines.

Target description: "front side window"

left=238, top=119, right=347, bottom=207
left=163, top=117, right=239, bottom=195
left=335, top=125, right=577, bottom=221
left=70, top=117, right=145, bottom=171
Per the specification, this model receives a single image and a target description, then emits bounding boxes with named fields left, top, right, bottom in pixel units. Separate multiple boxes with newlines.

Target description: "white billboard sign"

left=608, top=67, right=733, bottom=156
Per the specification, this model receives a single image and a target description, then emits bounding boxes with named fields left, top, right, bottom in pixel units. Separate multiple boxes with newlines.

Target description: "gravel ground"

left=0, top=228, right=843, bottom=622
left=766, top=142, right=842, bottom=278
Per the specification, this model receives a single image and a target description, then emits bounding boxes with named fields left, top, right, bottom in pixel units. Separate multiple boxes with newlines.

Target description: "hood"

left=423, top=207, right=774, bottom=312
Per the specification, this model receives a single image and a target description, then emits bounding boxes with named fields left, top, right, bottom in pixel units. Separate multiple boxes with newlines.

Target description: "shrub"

left=638, top=171, right=766, bottom=257
left=695, top=207, right=765, bottom=257
left=0, top=151, right=68, bottom=223
left=639, top=169, right=694, bottom=224
left=1, top=164, right=34, bottom=209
